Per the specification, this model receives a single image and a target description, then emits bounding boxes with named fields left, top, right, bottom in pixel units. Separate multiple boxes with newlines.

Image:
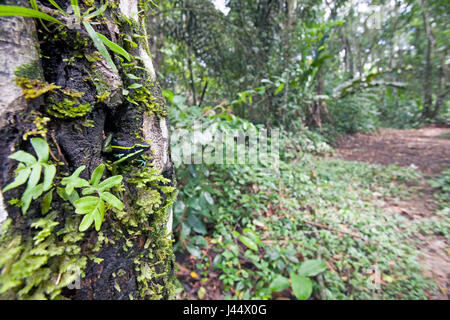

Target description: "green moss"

left=96, top=91, right=111, bottom=103
left=111, top=163, right=177, bottom=299
left=14, top=61, right=43, bottom=81
left=15, top=77, right=60, bottom=99
left=60, top=88, right=85, bottom=99
left=44, top=28, right=88, bottom=51
left=23, top=113, right=51, bottom=140
left=46, top=89, right=91, bottom=119
left=0, top=213, right=87, bottom=300
left=127, top=86, right=167, bottom=117
left=47, top=98, right=91, bottom=119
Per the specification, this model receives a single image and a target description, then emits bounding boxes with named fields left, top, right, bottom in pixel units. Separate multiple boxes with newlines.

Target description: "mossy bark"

left=0, top=1, right=175, bottom=300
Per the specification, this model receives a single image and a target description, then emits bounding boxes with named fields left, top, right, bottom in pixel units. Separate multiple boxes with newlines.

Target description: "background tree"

left=155, top=0, right=448, bottom=131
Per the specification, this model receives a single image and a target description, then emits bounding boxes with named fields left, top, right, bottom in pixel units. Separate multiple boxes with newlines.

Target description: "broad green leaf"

left=82, top=21, right=118, bottom=73
left=75, top=196, right=105, bottom=231
left=102, top=192, right=123, bottom=210
left=66, top=165, right=86, bottom=179
left=255, top=86, right=266, bottom=95
left=42, top=164, right=56, bottom=191
left=79, top=213, right=94, bottom=232
left=240, top=235, right=258, bottom=251
left=74, top=196, right=100, bottom=214
left=30, top=184, right=44, bottom=200
left=56, top=187, right=67, bottom=201
left=21, top=183, right=44, bottom=214
left=57, top=187, right=79, bottom=205
left=269, top=275, right=290, bottom=292
left=30, top=138, right=49, bottom=162
left=96, top=33, right=132, bottom=61
left=298, top=259, right=327, bottom=277
left=242, top=228, right=261, bottom=245
left=90, top=164, right=105, bottom=186
left=27, top=164, right=42, bottom=191
left=202, top=192, right=214, bottom=205
left=98, top=175, right=123, bottom=192
left=61, top=165, right=85, bottom=184
left=126, top=73, right=141, bottom=80
left=2, top=167, right=31, bottom=192
left=9, top=150, right=36, bottom=166
left=67, top=190, right=79, bottom=205
left=61, top=165, right=89, bottom=194
left=191, top=235, right=208, bottom=247
left=128, top=83, right=143, bottom=89
left=93, top=199, right=105, bottom=231
left=187, top=214, right=206, bottom=235
left=21, top=189, right=33, bottom=214
left=290, top=273, right=312, bottom=300
left=82, top=187, right=96, bottom=195
left=186, top=243, right=202, bottom=259
left=41, top=189, right=53, bottom=214
left=0, top=5, right=64, bottom=25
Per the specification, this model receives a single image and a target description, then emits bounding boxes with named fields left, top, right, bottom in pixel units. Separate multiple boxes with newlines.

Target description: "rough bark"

left=0, top=0, right=175, bottom=300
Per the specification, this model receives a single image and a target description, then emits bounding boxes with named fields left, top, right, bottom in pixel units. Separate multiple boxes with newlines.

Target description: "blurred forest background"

left=0, top=0, right=448, bottom=300
left=151, top=0, right=449, bottom=299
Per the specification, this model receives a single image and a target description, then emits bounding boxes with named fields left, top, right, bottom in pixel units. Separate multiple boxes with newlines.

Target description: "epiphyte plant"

left=2, top=138, right=56, bottom=214
left=60, top=163, right=124, bottom=231
left=0, top=0, right=132, bottom=73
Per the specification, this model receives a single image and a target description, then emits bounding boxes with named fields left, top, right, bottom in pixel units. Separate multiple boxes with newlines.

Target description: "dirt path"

left=335, top=126, right=450, bottom=300
left=335, top=126, right=450, bottom=176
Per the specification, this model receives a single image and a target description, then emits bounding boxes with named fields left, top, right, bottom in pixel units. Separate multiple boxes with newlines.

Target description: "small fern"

left=61, top=164, right=124, bottom=231
left=2, top=138, right=56, bottom=214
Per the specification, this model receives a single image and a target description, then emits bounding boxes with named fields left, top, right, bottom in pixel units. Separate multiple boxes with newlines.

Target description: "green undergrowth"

left=175, top=154, right=439, bottom=299
left=168, top=94, right=440, bottom=299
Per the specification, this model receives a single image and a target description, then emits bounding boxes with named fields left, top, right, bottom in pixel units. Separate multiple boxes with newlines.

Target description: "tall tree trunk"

left=278, top=0, right=297, bottom=125
left=433, top=64, right=448, bottom=118
left=419, top=0, right=448, bottom=119
left=422, top=36, right=433, bottom=118
left=339, top=27, right=354, bottom=78
left=0, top=0, right=175, bottom=300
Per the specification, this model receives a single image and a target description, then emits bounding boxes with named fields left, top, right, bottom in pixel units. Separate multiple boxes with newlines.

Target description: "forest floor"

left=175, top=126, right=449, bottom=300
left=334, top=125, right=450, bottom=299
left=334, top=125, right=450, bottom=176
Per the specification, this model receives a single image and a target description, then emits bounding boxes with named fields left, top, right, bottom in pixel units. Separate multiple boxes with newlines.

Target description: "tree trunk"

left=422, top=38, right=433, bottom=118
left=433, top=64, right=448, bottom=118
left=0, top=0, right=176, bottom=300
left=419, top=0, right=448, bottom=119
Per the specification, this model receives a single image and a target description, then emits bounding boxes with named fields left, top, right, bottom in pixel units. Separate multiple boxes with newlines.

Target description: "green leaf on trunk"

left=0, top=5, right=64, bottom=25
left=82, top=21, right=118, bottom=73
